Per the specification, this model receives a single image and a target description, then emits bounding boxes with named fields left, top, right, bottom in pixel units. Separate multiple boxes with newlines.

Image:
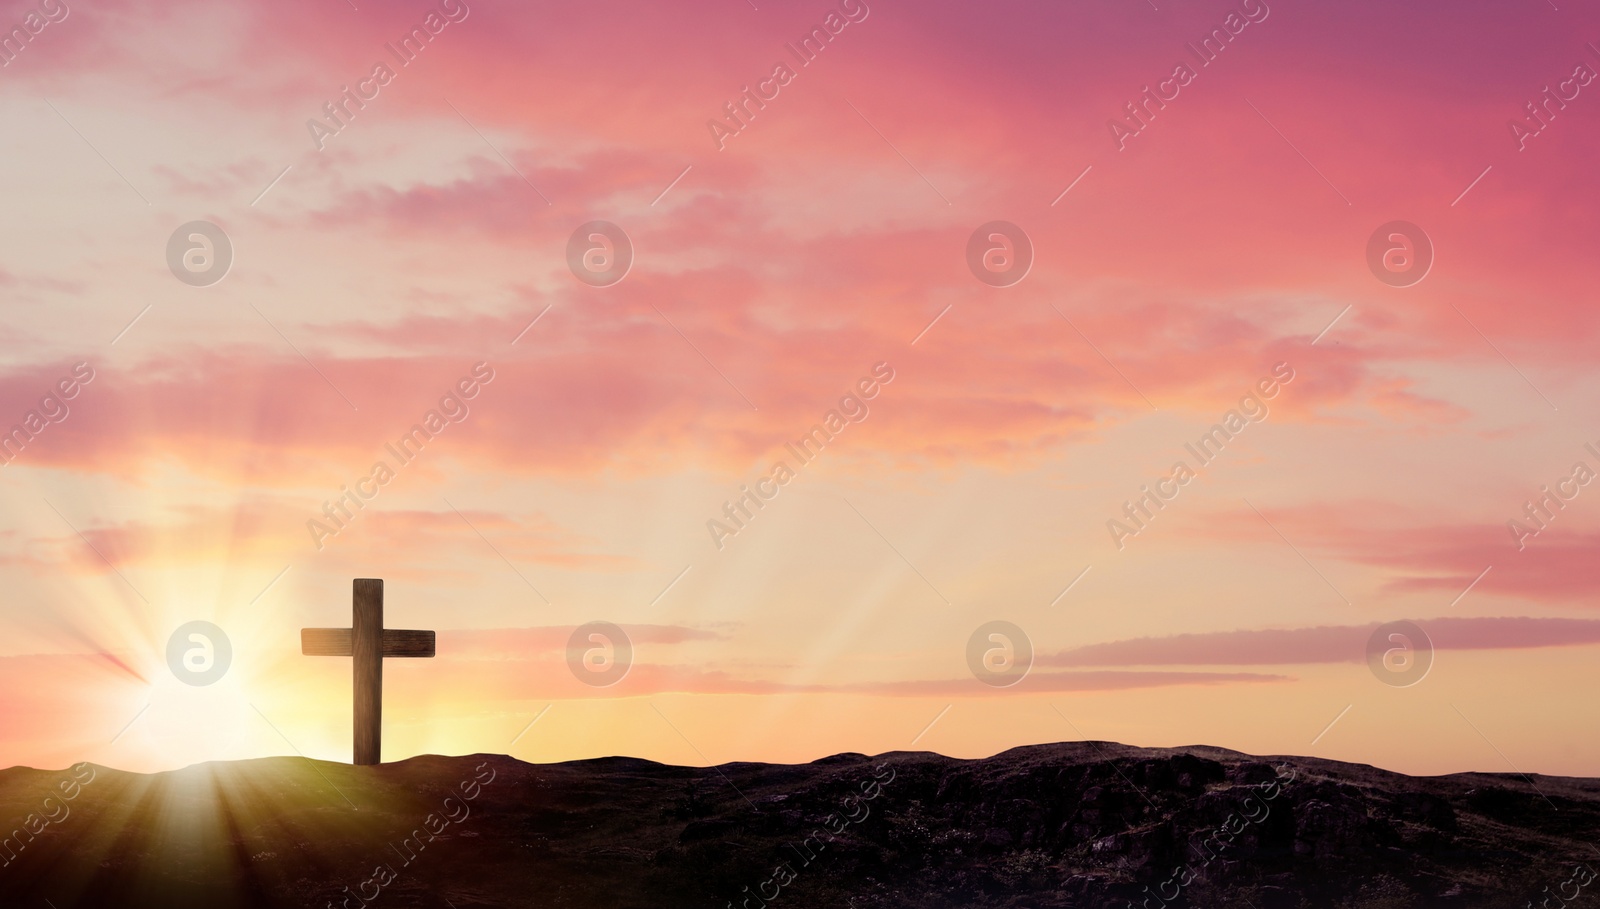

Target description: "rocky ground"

left=0, top=742, right=1594, bottom=908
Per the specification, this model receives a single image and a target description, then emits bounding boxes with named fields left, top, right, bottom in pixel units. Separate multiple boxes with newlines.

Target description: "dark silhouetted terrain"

left=0, top=743, right=1594, bottom=908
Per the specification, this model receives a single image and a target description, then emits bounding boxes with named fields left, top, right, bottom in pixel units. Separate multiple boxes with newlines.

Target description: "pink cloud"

left=1041, top=616, right=1600, bottom=668
left=1196, top=503, right=1600, bottom=605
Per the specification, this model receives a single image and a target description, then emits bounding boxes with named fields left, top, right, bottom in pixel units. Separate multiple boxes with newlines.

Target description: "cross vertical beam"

left=353, top=578, right=383, bottom=766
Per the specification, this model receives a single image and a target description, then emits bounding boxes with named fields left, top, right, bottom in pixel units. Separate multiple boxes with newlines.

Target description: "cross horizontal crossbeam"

left=300, top=628, right=436, bottom=658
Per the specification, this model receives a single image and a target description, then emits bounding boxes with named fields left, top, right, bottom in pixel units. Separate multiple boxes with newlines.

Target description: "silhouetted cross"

left=300, top=579, right=436, bottom=765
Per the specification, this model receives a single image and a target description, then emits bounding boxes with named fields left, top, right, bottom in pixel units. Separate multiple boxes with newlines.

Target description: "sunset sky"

left=2, top=0, right=1600, bottom=779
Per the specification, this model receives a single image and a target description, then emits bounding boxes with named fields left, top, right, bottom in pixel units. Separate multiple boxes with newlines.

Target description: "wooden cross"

left=300, top=579, right=436, bottom=765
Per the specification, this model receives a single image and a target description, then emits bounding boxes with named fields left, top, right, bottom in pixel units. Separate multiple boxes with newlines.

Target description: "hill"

left=0, top=742, right=1595, bottom=908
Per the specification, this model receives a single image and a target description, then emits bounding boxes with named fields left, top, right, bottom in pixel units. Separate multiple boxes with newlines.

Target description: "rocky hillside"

left=0, top=742, right=1594, bottom=908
